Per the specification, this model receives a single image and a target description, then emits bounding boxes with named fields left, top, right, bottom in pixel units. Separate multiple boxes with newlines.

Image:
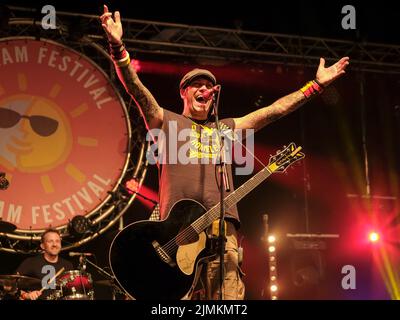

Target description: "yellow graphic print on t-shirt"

left=189, top=123, right=232, bottom=159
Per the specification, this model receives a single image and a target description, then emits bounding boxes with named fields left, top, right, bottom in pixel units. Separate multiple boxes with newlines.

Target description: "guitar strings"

left=160, top=148, right=299, bottom=255
left=160, top=131, right=272, bottom=255
left=160, top=167, right=272, bottom=255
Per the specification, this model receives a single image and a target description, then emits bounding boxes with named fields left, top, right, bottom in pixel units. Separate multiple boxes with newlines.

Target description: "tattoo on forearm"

left=243, top=91, right=307, bottom=131
left=272, top=90, right=307, bottom=118
left=117, top=64, right=160, bottom=123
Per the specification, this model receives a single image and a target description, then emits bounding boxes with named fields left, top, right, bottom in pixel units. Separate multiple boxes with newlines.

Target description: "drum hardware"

left=56, top=270, right=94, bottom=300
left=0, top=274, right=41, bottom=300
left=0, top=274, right=41, bottom=289
left=77, top=254, right=127, bottom=300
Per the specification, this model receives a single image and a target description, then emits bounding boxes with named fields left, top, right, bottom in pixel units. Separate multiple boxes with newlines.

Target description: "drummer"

left=16, top=228, right=73, bottom=300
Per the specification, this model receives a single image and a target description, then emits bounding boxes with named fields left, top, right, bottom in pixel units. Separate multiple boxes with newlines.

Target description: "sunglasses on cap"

left=0, top=108, right=59, bottom=137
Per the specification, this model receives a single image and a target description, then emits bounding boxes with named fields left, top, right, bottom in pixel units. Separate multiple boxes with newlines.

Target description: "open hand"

left=316, top=57, right=350, bottom=87
left=100, top=5, right=123, bottom=44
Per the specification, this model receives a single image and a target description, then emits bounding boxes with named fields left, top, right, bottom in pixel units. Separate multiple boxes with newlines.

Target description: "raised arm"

left=100, top=5, right=163, bottom=129
left=234, top=57, right=350, bottom=131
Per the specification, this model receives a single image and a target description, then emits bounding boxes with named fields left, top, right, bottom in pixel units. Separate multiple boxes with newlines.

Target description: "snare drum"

left=57, top=270, right=94, bottom=300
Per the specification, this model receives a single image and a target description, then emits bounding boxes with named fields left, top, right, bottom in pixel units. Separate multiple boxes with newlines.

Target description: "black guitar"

left=109, top=143, right=305, bottom=300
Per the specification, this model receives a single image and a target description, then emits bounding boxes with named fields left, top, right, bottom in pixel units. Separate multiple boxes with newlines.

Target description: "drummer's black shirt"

left=16, top=254, right=73, bottom=299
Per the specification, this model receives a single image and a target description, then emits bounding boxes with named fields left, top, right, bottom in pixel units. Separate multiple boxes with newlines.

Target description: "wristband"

left=300, top=80, right=324, bottom=98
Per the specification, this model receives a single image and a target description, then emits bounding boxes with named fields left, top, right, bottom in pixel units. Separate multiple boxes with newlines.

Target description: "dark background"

left=1, top=0, right=399, bottom=300
left=4, top=0, right=400, bottom=44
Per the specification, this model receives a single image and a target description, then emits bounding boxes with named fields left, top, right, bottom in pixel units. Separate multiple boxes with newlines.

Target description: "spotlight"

left=68, top=215, right=91, bottom=238
left=368, top=231, right=380, bottom=243
left=132, top=60, right=142, bottom=72
left=268, top=235, right=276, bottom=243
left=125, top=178, right=139, bottom=194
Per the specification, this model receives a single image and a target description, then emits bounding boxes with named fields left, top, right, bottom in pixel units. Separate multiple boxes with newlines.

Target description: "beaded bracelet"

left=300, top=80, right=324, bottom=98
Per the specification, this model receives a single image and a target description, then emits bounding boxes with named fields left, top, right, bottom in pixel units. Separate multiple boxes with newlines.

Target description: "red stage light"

left=132, top=59, right=141, bottom=72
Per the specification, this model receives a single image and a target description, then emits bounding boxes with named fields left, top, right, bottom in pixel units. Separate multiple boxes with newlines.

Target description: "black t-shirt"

left=16, top=254, right=73, bottom=299
left=157, top=109, right=240, bottom=227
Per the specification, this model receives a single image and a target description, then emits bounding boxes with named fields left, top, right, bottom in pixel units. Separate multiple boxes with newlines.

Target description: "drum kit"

left=0, top=220, right=124, bottom=300
left=46, top=269, right=95, bottom=300
left=0, top=270, right=98, bottom=300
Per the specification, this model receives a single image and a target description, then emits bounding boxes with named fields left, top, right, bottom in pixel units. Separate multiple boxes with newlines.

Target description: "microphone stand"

left=79, top=255, right=126, bottom=300
left=212, top=85, right=230, bottom=300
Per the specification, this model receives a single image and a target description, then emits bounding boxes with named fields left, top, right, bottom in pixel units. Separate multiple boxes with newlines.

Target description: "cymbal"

left=0, top=275, right=41, bottom=289
left=0, top=220, right=17, bottom=233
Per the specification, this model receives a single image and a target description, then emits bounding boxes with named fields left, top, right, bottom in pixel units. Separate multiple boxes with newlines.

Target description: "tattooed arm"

left=234, top=57, right=350, bottom=131
left=100, top=5, right=163, bottom=129
left=115, top=64, right=163, bottom=129
left=234, top=91, right=306, bottom=132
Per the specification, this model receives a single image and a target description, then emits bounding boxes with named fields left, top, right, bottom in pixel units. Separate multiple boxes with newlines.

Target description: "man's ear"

left=179, top=88, right=186, bottom=99
left=40, top=243, right=44, bottom=251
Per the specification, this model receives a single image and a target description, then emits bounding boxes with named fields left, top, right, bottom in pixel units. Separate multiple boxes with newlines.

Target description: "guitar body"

left=109, top=199, right=214, bottom=300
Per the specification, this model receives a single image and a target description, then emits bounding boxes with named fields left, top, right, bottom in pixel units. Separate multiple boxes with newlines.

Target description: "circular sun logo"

left=0, top=94, right=72, bottom=172
left=0, top=38, right=130, bottom=230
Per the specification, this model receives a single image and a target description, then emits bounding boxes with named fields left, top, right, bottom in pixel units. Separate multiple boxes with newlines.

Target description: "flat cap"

left=179, top=68, right=216, bottom=89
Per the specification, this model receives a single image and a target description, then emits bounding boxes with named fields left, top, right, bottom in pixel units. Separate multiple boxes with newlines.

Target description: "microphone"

left=68, top=252, right=93, bottom=257
left=201, top=85, right=221, bottom=100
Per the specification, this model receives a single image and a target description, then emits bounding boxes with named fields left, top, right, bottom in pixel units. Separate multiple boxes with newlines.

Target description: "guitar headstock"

left=268, top=143, right=305, bottom=173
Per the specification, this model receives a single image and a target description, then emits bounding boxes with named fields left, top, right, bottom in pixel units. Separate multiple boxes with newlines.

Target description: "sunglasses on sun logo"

left=0, top=108, right=59, bottom=137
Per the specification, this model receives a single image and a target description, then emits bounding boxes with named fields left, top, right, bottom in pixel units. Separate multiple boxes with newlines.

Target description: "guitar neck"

left=191, top=165, right=273, bottom=233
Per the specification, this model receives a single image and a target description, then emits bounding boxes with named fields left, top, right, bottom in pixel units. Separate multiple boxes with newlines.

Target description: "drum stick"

left=39, top=267, right=65, bottom=293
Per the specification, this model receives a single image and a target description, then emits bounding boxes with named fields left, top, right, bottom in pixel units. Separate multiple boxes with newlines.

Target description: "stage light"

left=268, top=245, right=276, bottom=253
left=270, top=285, right=278, bottom=292
left=368, top=231, right=380, bottom=243
left=268, top=235, right=276, bottom=243
left=68, top=215, right=91, bottom=238
left=132, top=60, right=142, bottom=72
left=125, top=178, right=139, bottom=194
